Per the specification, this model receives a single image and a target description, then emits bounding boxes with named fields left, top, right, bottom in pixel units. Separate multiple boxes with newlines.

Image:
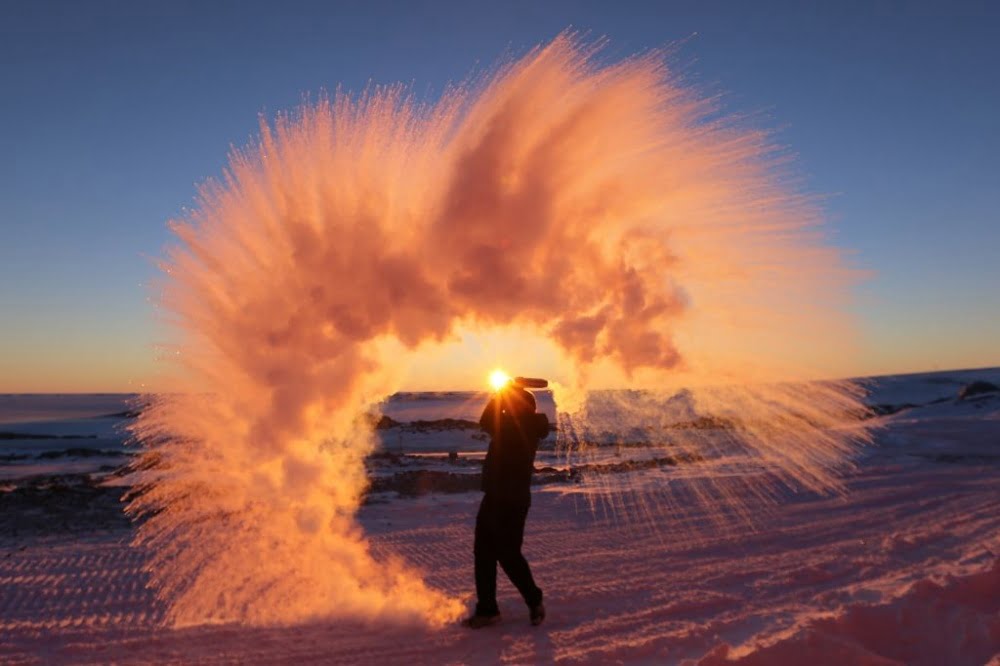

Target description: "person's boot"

left=529, top=601, right=545, bottom=626
left=463, top=611, right=501, bottom=629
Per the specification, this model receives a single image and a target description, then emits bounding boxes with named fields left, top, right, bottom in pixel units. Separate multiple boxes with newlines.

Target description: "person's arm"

left=534, top=412, right=550, bottom=441
left=480, top=396, right=498, bottom=433
left=479, top=396, right=498, bottom=493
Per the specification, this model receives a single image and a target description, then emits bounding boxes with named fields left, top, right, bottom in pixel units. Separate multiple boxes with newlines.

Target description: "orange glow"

left=127, top=34, right=876, bottom=630
left=488, top=368, right=511, bottom=391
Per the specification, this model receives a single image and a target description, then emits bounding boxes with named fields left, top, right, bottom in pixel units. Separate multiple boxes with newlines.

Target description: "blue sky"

left=1, top=0, right=998, bottom=391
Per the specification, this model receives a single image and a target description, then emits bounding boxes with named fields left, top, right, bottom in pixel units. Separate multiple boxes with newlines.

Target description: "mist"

left=127, top=34, right=870, bottom=627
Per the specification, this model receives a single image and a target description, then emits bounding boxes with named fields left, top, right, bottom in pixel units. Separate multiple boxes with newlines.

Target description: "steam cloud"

left=128, top=34, right=870, bottom=628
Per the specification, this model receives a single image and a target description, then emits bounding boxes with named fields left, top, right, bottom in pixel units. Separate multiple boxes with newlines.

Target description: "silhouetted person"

left=465, top=383, right=548, bottom=628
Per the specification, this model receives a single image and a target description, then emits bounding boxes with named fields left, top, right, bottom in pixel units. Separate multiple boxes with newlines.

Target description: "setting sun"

left=488, top=369, right=511, bottom=391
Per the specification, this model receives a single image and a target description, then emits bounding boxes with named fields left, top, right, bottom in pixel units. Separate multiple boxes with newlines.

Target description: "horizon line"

left=2, top=363, right=998, bottom=396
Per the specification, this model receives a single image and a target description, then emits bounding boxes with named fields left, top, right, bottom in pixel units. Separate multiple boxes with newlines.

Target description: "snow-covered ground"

left=1, top=368, right=999, bottom=664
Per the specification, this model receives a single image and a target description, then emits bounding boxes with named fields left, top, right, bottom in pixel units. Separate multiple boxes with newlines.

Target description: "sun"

left=489, top=369, right=512, bottom=392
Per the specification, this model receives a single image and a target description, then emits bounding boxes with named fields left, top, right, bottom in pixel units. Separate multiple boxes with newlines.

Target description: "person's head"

left=500, top=385, right=536, bottom=416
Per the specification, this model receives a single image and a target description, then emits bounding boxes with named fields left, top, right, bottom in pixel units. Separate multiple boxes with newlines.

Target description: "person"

left=464, top=382, right=548, bottom=629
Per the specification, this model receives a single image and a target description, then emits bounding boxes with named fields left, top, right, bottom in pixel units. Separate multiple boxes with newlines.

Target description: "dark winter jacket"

left=479, top=387, right=550, bottom=504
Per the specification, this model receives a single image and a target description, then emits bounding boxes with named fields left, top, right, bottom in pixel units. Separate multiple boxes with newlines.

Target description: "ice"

left=862, top=367, right=1000, bottom=409
left=0, top=394, right=135, bottom=425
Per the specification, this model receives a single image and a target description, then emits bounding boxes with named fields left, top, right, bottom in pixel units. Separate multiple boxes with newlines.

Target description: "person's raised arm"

left=480, top=395, right=498, bottom=433
left=534, top=412, right=550, bottom=441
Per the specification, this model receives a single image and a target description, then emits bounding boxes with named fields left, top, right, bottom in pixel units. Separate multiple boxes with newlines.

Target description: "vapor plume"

left=128, top=34, right=870, bottom=627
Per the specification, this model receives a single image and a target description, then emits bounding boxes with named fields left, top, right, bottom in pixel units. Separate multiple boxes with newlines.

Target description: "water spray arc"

left=128, top=34, right=869, bottom=627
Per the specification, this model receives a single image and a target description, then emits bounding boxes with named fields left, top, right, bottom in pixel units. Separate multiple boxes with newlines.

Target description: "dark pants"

left=474, top=494, right=543, bottom=616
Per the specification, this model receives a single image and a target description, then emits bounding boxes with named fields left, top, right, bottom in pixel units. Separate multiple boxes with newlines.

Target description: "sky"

left=1, top=0, right=998, bottom=392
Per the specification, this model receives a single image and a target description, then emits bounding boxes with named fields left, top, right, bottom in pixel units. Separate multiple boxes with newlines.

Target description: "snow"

left=0, top=395, right=135, bottom=425
left=1, top=369, right=999, bottom=664
left=862, top=367, right=1000, bottom=409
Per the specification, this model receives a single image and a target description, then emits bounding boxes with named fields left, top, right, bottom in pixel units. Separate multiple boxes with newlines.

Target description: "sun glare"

left=489, top=369, right=511, bottom=391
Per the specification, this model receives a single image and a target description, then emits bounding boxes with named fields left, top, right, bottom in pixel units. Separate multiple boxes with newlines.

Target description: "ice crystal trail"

left=128, top=34, right=871, bottom=627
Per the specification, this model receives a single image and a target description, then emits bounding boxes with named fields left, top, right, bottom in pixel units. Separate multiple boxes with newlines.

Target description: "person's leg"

left=473, top=496, right=500, bottom=616
left=495, top=501, right=543, bottom=608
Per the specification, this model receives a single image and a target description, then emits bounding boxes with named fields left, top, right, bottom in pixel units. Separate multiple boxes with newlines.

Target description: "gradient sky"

left=2, top=0, right=998, bottom=392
